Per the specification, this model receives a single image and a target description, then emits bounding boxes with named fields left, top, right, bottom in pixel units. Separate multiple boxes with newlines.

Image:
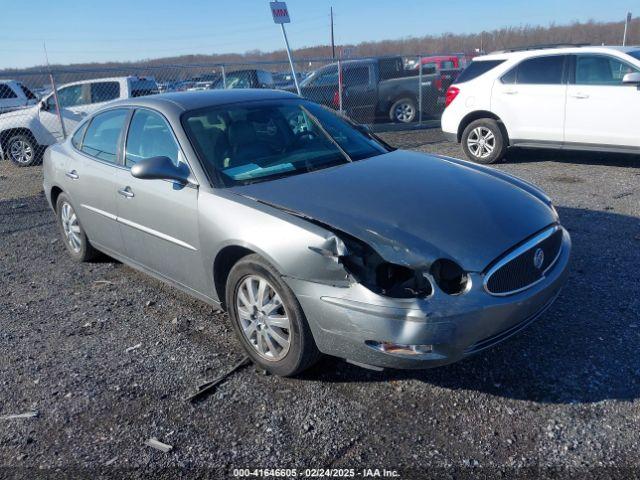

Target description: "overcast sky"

left=0, top=0, right=635, bottom=68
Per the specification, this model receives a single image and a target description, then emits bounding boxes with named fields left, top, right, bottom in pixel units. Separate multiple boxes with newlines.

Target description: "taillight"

left=332, top=90, right=340, bottom=108
left=445, top=86, right=460, bottom=108
left=435, top=77, right=443, bottom=91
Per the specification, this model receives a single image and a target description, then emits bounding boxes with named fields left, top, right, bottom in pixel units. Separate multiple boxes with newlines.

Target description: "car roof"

left=107, top=88, right=299, bottom=114
left=477, top=45, right=640, bottom=61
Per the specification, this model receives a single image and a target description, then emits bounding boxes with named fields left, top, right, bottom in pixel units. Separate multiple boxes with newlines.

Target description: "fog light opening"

left=430, top=259, right=471, bottom=295
left=366, top=340, right=433, bottom=356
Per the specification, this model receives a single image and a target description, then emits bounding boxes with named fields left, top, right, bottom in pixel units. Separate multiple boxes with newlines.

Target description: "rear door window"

left=344, top=66, right=370, bottom=87
left=90, top=82, right=120, bottom=103
left=81, top=109, right=129, bottom=163
left=456, top=60, right=505, bottom=83
left=515, top=56, right=566, bottom=85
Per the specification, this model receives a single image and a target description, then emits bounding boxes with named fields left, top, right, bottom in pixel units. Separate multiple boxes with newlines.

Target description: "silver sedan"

left=43, top=89, right=571, bottom=376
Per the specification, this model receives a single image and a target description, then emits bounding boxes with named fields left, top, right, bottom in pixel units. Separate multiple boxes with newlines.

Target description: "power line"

left=0, top=14, right=328, bottom=44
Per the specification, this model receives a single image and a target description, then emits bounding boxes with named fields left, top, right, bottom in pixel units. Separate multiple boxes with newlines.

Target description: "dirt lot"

left=1, top=129, right=639, bottom=478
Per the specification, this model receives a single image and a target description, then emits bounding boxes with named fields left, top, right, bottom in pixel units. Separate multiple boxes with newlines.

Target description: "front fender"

left=198, top=190, right=352, bottom=291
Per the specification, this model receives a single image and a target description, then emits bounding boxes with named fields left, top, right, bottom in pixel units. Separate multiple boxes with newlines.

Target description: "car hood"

left=232, top=150, right=556, bottom=272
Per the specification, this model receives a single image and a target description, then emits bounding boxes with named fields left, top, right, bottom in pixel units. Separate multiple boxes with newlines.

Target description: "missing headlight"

left=430, top=259, right=471, bottom=295
left=339, top=234, right=433, bottom=298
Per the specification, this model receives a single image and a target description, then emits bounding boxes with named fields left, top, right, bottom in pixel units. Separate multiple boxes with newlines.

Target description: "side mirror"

left=130, top=156, right=191, bottom=184
left=622, top=72, right=640, bottom=84
left=39, top=100, right=48, bottom=111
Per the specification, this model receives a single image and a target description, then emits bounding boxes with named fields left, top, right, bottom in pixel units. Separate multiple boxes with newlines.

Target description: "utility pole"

left=330, top=7, right=336, bottom=59
left=623, top=12, right=632, bottom=46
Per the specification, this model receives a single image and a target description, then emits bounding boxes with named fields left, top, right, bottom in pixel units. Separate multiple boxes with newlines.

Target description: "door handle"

left=65, top=170, right=79, bottom=180
left=118, top=187, right=134, bottom=198
left=570, top=93, right=589, bottom=99
left=503, top=90, right=518, bottom=95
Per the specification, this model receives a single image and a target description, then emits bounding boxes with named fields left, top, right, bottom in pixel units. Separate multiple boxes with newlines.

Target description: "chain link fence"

left=0, top=54, right=467, bottom=166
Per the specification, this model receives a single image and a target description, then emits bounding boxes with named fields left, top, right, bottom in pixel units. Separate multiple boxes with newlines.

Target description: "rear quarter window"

left=0, top=84, right=18, bottom=99
left=455, top=60, right=505, bottom=83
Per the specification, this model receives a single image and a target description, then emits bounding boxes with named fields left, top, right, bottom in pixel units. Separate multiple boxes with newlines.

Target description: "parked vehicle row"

left=0, top=76, right=158, bottom=166
left=297, top=56, right=454, bottom=124
left=43, top=89, right=571, bottom=376
left=442, top=45, right=640, bottom=163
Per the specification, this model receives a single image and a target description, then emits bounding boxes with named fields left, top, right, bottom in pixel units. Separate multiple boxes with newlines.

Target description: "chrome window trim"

left=483, top=225, right=563, bottom=297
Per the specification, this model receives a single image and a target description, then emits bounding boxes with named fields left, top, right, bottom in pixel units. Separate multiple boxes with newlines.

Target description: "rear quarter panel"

left=43, top=142, right=74, bottom=209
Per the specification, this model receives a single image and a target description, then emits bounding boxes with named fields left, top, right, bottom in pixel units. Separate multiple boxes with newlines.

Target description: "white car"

left=441, top=45, right=640, bottom=164
left=0, top=80, right=39, bottom=114
left=0, top=76, right=158, bottom=167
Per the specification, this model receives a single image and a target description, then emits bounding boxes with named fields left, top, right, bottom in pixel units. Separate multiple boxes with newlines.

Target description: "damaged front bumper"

left=284, top=229, right=571, bottom=370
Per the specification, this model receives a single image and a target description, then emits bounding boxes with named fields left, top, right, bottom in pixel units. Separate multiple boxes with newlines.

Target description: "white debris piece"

left=125, top=343, right=142, bottom=353
left=1, top=411, right=39, bottom=420
left=145, top=437, right=173, bottom=453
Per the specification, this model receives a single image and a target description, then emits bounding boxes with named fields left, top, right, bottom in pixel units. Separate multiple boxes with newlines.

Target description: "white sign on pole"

left=269, top=1, right=300, bottom=95
left=270, top=2, right=290, bottom=24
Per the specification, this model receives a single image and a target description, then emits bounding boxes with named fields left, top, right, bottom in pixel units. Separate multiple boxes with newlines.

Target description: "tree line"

left=2, top=18, right=637, bottom=78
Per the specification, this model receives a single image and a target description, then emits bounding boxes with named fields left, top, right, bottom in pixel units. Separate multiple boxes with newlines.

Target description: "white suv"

left=0, top=76, right=158, bottom=166
left=0, top=80, right=39, bottom=114
left=441, top=45, right=640, bottom=164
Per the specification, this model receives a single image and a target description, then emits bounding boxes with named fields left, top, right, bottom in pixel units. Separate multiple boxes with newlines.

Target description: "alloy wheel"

left=60, top=202, right=82, bottom=253
left=9, top=140, right=34, bottom=165
left=467, top=127, right=496, bottom=159
left=236, top=275, right=291, bottom=361
left=394, top=102, right=415, bottom=123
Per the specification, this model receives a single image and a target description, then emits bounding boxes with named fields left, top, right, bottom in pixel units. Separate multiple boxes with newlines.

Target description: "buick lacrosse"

left=43, top=90, right=571, bottom=376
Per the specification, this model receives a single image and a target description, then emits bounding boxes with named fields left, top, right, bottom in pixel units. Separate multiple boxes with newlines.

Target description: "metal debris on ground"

left=92, top=280, right=114, bottom=286
left=1, top=411, right=39, bottom=420
left=145, top=437, right=173, bottom=453
left=104, top=456, right=118, bottom=466
left=185, top=356, right=251, bottom=403
left=125, top=343, right=142, bottom=353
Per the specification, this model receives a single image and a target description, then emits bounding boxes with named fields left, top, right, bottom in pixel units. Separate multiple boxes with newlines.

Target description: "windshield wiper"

left=299, top=105, right=352, bottom=163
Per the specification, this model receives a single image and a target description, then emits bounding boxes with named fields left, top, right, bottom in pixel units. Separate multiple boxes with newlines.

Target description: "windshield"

left=182, top=100, right=389, bottom=187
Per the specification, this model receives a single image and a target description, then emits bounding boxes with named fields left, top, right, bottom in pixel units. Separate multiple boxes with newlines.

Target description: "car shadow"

left=302, top=206, right=640, bottom=404
left=505, top=147, right=640, bottom=168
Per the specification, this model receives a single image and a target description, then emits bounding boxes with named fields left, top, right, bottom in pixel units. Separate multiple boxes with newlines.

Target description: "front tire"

left=55, top=193, right=98, bottom=262
left=226, top=254, right=320, bottom=376
left=6, top=134, right=40, bottom=167
left=461, top=119, right=507, bottom=164
left=389, top=97, right=417, bottom=123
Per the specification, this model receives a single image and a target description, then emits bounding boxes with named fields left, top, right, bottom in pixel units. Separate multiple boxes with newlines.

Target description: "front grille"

left=485, top=227, right=563, bottom=296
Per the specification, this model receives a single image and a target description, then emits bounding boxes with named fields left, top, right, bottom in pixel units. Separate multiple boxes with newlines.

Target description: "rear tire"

left=226, top=254, right=320, bottom=376
left=461, top=119, right=507, bottom=164
left=6, top=134, right=41, bottom=167
left=389, top=97, right=417, bottom=123
left=55, top=193, right=99, bottom=262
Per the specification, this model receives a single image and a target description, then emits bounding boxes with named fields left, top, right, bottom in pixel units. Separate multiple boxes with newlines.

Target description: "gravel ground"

left=1, top=130, right=639, bottom=479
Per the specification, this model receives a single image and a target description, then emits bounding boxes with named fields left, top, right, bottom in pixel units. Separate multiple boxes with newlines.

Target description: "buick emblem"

left=533, top=248, right=545, bottom=270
